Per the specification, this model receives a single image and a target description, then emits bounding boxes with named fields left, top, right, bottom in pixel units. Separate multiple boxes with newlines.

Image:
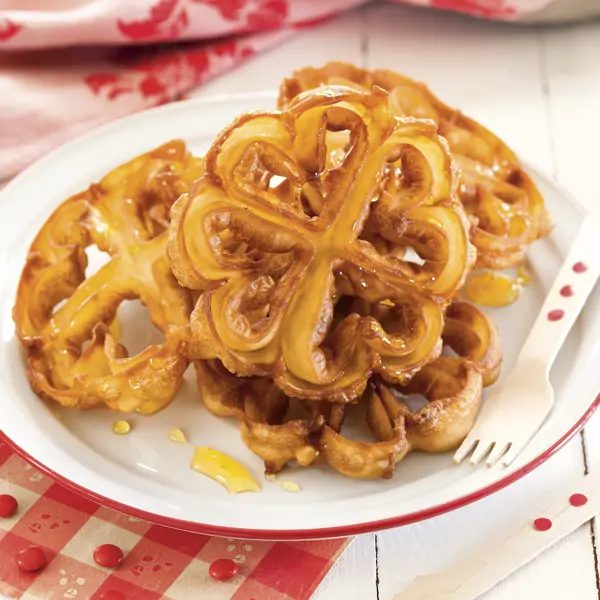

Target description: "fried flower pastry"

left=14, top=141, right=204, bottom=413
left=279, top=62, right=553, bottom=270
left=194, top=301, right=500, bottom=480
left=319, top=384, right=411, bottom=479
left=169, top=85, right=474, bottom=401
left=194, top=359, right=322, bottom=473
left=442, top=300, right=502, bottom=386
left=311, top=357, right=482, bottom=479
left=395, top=358, right=483, bottom=454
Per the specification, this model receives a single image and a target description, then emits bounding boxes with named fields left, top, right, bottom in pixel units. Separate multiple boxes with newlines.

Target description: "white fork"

left=454, top=212, right=600, bottom=468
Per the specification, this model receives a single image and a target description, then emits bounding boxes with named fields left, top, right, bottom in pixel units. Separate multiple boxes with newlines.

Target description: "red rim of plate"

left=1, top=391, right=599, bottom=540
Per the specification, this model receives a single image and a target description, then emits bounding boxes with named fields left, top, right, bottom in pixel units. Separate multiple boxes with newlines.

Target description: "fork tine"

left=502, top=438, right=529, bottom=467
left=469, top=439, right=495, bottom=466
left=504, top=421, right=548, bottom=466
left=453, top=433, right=479, bottom=464
left=486, top=441, right=512, bottom=468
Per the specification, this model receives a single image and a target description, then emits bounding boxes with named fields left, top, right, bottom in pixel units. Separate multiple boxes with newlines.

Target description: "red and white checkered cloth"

left=0, top=440, right=351, bottom=600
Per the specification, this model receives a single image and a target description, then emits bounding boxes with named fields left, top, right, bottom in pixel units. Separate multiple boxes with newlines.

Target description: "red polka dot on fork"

left=573, top=262, right=588, bottom=273
left=560, top=285, right=574, bottom=297
left=547, top=309, right=564, bottom=322
left=570, top=493, right=588, bottom=507
left=533, top=517, right=553, bottom=531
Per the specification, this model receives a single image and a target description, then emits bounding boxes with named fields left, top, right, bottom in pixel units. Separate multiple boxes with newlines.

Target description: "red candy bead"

left=93, top=544, right=124, bottom=568
left=570, top=493, right=588, bottom=507
left=573, top=262, right=588, bottom=273
left=0, top=494, right=18, bottom=518
left=101, top=592, right=126, bottom=600
left=560, top=285, right=574, bottom=297
left=209, top=558, right=238, bottom=581
left=547, top=309, right=564, bottom=322
left=15, top=546, right=46, bottom=572
left=533, top=517, right=552, bottom=531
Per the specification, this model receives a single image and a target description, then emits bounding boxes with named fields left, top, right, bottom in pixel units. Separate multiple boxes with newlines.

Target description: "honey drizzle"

left=190, top=447, right=261, bottom=495
left=112, top=420, right=131, bottom=435
left=464, top=263, right=532, bottom=308
left=266, top=473, right=302, bottom=493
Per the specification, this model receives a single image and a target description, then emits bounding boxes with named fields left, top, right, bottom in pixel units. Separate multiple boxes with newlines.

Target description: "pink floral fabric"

left=399, top=0, right=551, bottom=19
left=0, top=0, right=553, bottom=179
left=0, top=1, right=360, bottom=49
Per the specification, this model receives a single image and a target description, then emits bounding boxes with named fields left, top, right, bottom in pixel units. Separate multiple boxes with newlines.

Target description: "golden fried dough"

left=14, top=141, right=203, bottom=413
left=169, top=85, right=474, bottom=400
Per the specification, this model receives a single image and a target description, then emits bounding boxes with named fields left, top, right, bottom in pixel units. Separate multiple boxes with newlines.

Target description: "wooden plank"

left=366, top=4, right=597, bottom=599
left=543, top=25, right=600, bottom=595
left=313, top=534, right=377, bottom=600
left=378, top=437, right=595, bottom=600
left=540, top=20, right=600, bottom=202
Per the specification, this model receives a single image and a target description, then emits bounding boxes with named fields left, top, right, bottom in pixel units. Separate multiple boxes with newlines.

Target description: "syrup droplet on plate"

left=573, top=262, right=588, bottom=273
left=168, top=428, right=188, bottom=444
left=570, top=493, right=588, bottom=507
left=280, top=480, right=302, bottom=493
left=265, top=474, right=302, bottom=493
left=209, top=558, right=238, bottom=581
left=190, top=447, right=261, bottom=495
left=93, top=544, right=124, bottom=568
left=0, top=494, right=18, bottom=518
left=464, top=271, right=521, bottom=307
left=112, top=420, right=131, bottom=435
left=560, top=285, right=574, bottom=297
left=15, top=546, right=46, bottom=572
left=533, top=517, right=552, bottom=531
left=516, top=264, right=532, bottom=285
left=547, top=309, right=564, bottom=322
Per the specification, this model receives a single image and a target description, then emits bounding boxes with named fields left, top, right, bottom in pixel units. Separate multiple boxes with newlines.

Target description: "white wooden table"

left=192, top=3, right=600, bottom=599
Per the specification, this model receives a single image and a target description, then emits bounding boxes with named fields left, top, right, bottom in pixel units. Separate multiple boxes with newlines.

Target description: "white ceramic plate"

left=1, top=93, right=599, bottom=540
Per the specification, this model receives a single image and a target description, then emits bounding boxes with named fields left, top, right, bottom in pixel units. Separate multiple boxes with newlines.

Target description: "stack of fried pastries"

left=14, top=72, right=551, bottom=480
left=169, top=85, right=476, bottom=400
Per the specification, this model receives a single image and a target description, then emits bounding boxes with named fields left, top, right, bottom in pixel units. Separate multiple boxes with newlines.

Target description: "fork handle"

left=519, top=213, right=600, bottom=370
left=393, top=469, right=600, bottom=600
